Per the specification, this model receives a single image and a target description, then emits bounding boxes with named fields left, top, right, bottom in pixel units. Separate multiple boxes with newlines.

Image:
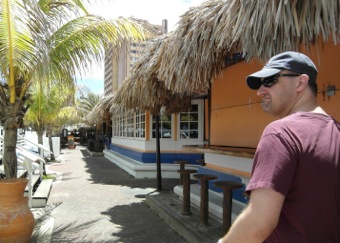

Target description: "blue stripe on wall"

left=109, top=144, right=203, bottom=164
left=197, top=167, right=248, bottom=204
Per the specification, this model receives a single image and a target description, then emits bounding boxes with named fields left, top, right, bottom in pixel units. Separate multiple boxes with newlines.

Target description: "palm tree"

left=23, top=78, right=76, bottom=161
left=76, top=87, right=102, bottom=124
left=0, top=0, right=156, bottom=178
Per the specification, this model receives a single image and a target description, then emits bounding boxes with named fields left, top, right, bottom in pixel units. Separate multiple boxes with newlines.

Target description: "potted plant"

left=0, top=178, right=35, bottom=241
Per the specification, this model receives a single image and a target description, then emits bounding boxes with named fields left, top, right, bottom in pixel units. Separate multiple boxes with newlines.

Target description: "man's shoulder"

left=265, top=112, right=337, bottom=133
left=271, top=112, right=330, bottom=124
left=265, top=113, right=300, bottom=130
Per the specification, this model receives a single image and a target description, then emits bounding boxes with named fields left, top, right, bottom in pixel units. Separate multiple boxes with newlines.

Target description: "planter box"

left=88, top=139, right=104, bottom=152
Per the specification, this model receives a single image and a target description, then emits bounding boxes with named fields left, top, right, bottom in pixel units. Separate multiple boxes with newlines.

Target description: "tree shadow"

left=101, top=202, right=187, bottom=242
left=79, top=148, right=193, bottom=191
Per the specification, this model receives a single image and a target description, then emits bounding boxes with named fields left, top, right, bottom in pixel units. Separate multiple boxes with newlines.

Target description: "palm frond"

left=85, top=94, right=115, bottom=125
left=48, top=16, right=157, bottom=82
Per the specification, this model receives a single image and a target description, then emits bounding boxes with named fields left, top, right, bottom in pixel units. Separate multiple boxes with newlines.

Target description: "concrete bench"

left=32, top=179, right=53, bottom=208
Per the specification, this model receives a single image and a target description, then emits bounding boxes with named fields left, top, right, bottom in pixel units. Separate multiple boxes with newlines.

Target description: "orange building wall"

left=210, top=42, right=340, bottom=148
left=204, top=99, right=209, bottom=141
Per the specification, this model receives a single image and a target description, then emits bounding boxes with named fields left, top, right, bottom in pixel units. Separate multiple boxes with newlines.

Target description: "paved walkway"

left=36, top=146, right=186, bottom=243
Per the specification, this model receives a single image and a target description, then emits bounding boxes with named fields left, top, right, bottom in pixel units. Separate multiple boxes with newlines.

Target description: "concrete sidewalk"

left=32, top=146, right=224, bottom=242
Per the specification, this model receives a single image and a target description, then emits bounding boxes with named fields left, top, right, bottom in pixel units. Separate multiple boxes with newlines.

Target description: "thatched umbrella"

left=112, top=76, right=192, bottom=115
left=156, top=0, right=340, bottom=94
left=85, top=94, right=116, bottom=126
left=113, top=34, right=193, bottom=115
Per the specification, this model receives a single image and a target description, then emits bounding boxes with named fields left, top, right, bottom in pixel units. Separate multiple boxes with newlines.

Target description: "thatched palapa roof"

left=85, top=94, right=116, bottom=125
left=113, top=34, right=192, bottom=115
left=112, top=0, right=339, bottom=115
left=157, top=0, right=340, bottom=94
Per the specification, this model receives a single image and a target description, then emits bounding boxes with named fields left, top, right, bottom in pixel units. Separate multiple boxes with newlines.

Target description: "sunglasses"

left=261, top=74, right=301, bottom=88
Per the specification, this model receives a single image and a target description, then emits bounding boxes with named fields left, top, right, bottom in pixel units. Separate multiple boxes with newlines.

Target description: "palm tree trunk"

left=3, top=124, right=18, bottom=178
left=36, top=127, right=44, bottom=146
left=47, top=129, right=55, bottom=161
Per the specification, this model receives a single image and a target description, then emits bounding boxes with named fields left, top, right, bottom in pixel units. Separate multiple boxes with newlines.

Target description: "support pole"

left=155, top=115, right=162, bottom=190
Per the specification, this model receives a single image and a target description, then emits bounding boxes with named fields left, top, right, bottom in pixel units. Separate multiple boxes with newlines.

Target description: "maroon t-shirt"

left=246, top=112, right=340, bottom=243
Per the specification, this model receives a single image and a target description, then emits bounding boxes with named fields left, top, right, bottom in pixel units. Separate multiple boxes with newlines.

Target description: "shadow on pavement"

left=48, top=148, right=192, bottom=242
left=102, top=202, right=187, bottom=242
left=79, top=149, right=192, bottom=191
left=79, top=149, right=194, bottom=242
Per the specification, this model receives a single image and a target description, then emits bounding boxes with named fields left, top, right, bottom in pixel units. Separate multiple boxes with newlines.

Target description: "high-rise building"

left=103, top=21, right=163, bottom=96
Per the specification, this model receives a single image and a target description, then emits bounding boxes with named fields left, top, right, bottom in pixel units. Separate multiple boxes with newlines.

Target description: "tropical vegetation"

left=23, top=79, right=76, bottom=162
left=0, top=0, right=156, bottom=178
left=76, top=87, right=102, bottom=125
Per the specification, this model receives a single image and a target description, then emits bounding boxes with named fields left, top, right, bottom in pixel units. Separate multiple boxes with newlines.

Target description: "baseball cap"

left=246, top=51, right=318, bottom=90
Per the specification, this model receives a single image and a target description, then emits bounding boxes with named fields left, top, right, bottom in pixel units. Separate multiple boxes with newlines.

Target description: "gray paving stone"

left=44, top=146, right=187, bottom=243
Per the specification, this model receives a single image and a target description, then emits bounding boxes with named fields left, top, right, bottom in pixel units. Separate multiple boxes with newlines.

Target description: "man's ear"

left=296, top=74, right=309, bottom=92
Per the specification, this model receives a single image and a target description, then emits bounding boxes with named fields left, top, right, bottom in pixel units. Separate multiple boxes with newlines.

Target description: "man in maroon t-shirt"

left=219, top=51, right=340, bottom=243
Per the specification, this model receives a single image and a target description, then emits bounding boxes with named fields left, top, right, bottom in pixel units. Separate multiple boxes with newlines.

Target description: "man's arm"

left=219, top=188, right=285, bottom=243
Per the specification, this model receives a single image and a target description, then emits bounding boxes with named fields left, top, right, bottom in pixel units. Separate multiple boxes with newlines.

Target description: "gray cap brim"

left=246, top=68, right=281, bottom=90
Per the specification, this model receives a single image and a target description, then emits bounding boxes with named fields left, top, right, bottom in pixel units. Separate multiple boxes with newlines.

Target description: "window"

left=152, top=114, right=172, bottom=139
left=135, top=111, right=145, bottom=138
left=113, top=111, right=145, bottom=138
left=126, top=112, right=134, bottom=137
left=113, top=115, right=123, bottom=137
left=179, top=104, right=199, bottom=139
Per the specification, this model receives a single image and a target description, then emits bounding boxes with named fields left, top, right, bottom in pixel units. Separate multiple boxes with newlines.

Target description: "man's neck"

left=284, top=96, right=327, bottom=118
left=290, top=103, right=327, bottom=116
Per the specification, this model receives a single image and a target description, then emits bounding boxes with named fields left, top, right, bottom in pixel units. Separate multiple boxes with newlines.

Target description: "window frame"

left=150, top=113, right=173, bottom=139
left=178, top=100, right=203, bottom=140
left=112, top=111, right=146, bottom=139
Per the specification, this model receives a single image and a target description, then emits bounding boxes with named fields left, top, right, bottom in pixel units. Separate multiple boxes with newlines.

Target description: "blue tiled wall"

left=109, top=144, right=203, bottom=165
left=197, top=167, right=248, bottom=204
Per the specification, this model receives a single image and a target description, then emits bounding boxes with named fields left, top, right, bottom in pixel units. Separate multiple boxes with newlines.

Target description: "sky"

left=77, top=0, right=206, bottom=94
